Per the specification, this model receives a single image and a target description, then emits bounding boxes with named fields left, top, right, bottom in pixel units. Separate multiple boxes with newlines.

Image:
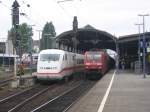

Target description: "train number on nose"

left=40, top=67, right=57, bottom=69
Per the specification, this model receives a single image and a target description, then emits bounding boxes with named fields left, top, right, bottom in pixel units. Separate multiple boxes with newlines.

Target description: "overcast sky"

left=0, top=0, right=150, bottom=41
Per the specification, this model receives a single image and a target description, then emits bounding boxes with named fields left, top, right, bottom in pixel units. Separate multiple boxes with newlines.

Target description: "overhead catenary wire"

left=56, top=0, right=82, bottom=19
left=20, top=0, right=57, bottom=29
left=1, top=0, right=82, bottom=38
left=20, top=12, right=42, bottom=27
left=21, top=0, right=30, bottom=7
left=19, top=0, right=44, bottom=29
left=57, top=0, right=74, bottom=3
left=0, top=0, right=11, bottom=10
left=0, top=0, right=43, bottom=41
left=53, top=0, right=73, bottom=18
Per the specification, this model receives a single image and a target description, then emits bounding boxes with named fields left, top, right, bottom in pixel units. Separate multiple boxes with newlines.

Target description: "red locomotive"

left=84, top=50, right=109, bottom=79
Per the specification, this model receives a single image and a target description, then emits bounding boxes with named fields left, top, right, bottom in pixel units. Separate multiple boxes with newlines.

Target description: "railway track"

left=31, top=81, right=96, bottom=112
left=0, top=79, right=97, bottom=112
left=10, top=80, right=83, bottom=112
left=0, top=77, right=14, bottom=87
left=0, top=84, right=54, bottom=112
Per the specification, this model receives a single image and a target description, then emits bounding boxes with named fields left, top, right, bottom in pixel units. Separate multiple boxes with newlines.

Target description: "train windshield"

left=40, top=54, right=60, bottom=61
left=86, top=52, right=101, bottom=61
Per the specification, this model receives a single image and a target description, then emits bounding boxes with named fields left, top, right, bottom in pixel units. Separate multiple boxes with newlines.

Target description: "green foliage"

left=19, top=23, right=33, bottom=53
left=7, top=23, right=33, bottom=54
left=41, top=22, right=56, bottom=50
left=17, top=65, right=24, bottom=76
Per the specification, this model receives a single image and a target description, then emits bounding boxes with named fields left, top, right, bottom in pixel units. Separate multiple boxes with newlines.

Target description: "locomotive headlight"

left=85, top=63, right=90, bottom=65
left=97, top=63, right=101, bottom=65
left=86, top=66, right=89, bottom=69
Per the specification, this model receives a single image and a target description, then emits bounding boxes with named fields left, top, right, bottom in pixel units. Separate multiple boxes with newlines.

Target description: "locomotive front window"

left=40, top=54, right=60, bottom=61
left=87, top=52, right=101, bottom=61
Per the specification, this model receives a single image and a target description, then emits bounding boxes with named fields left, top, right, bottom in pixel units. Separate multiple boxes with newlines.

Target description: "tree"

left=41, top=22, right=56, bottom=50
left=7, top=23, right=33, bottom=55
left=19, top=23, right=33, bottom=54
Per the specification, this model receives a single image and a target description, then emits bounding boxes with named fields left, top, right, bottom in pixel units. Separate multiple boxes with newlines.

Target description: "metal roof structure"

left=55, top=24, right=150, bottom=69
left=118, top=32, right=150, bottom=69
left=119, top=32, right=150, bottom=43
left=56, top=25, right=117, bottom=51
left=118, top=32, right=150, bottom=57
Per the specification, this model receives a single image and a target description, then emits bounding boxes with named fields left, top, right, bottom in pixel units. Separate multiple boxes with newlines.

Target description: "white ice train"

left=33, top=49, right=84, bottom=80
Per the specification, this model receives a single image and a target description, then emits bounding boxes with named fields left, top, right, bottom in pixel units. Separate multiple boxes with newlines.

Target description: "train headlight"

left=85, top=63, right=90, bottom=65
left=86, top=66, right=89, bottom=69
left=97, top=63, right=102, bottom=66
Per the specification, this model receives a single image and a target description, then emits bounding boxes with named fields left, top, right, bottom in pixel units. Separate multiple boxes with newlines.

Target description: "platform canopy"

left=56, top=25, right=117, bottom=51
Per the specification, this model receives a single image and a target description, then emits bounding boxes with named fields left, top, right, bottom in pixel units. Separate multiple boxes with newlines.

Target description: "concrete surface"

left=67, top=70, right=150, bottom=112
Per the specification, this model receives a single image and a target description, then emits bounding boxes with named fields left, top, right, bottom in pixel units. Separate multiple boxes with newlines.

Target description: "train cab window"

left=65, top=54, right=67, bottom=60
left=87, top=52, right=102, bottom=61
left=63, top=55, right=65, bottom=61
left=73, top=55, right=75, bottom=61
left=40, top=54, right=60, bottom=61
left=77, top=59, right=84, bottom=64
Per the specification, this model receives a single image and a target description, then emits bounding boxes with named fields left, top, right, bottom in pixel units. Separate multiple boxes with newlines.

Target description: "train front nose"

left=85, top=62, right=102, bottom=69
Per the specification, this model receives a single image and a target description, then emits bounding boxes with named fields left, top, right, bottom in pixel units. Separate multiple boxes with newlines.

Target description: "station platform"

left=67, top=70, right=150, bottom=112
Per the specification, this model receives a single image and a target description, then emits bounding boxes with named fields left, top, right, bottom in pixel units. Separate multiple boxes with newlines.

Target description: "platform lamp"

left=138, top=14, right=149, bottom=78
left=115, top=37, right=119, bottom=74
left=36, top=30, right=42, bottom=52
left=135, top=23, right=143, bottom=74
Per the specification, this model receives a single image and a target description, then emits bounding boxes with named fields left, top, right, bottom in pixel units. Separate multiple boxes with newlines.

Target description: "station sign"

left=147, top=47, right=150, bottom=52
left=147, top=42, right=150, bottom=52
left=140, top=41, right=143, bottom=48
